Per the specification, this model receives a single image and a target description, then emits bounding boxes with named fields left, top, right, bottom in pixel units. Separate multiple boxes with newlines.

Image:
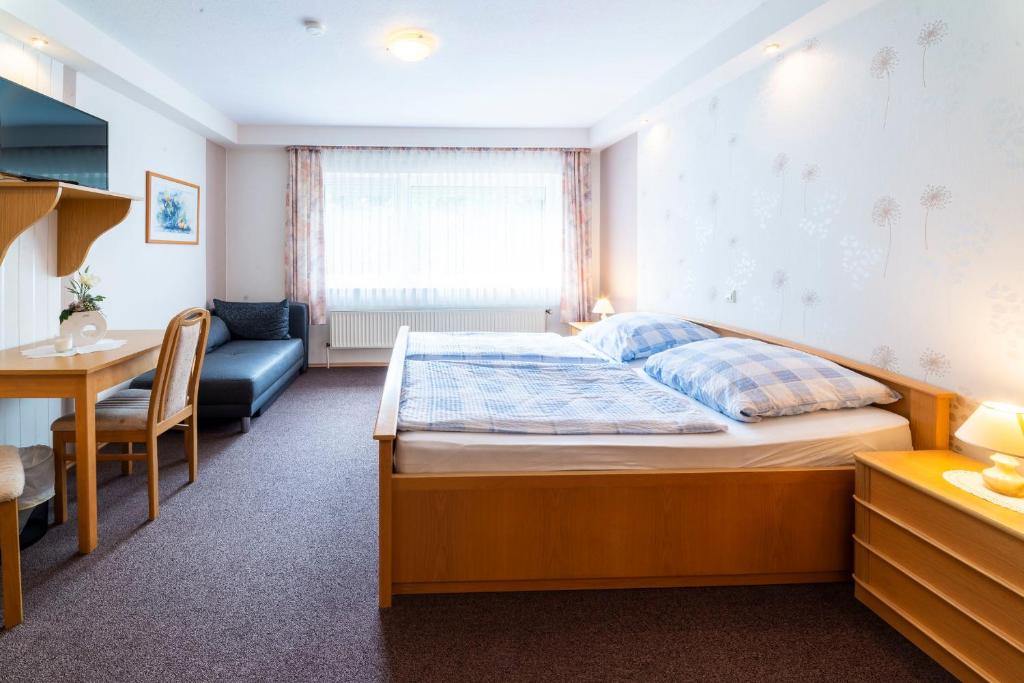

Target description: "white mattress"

left=394, top=365, right=912, bottom=473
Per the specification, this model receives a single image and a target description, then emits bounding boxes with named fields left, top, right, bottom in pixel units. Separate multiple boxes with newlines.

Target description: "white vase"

left=60, top=310, right=108, bottom=348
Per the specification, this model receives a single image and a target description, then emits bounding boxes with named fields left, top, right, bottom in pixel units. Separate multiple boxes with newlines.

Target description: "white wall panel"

left=0, top=33, right=64, bottom=447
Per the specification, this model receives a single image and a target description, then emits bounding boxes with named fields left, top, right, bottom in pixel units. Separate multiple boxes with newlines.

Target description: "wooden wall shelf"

left=0, top=180, right=139, bottom=277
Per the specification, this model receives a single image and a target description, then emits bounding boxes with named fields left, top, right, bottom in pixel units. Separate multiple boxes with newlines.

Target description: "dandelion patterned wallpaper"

left=635, top=0, right=1024, bottom=448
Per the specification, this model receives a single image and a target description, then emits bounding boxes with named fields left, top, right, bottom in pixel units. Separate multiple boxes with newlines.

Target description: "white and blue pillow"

left=644, top=337, right=900, bottom=422
left=579, top=313, right=718, bottom=362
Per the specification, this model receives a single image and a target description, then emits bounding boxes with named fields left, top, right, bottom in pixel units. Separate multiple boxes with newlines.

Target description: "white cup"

left=54, top=336, right=73, bottom=353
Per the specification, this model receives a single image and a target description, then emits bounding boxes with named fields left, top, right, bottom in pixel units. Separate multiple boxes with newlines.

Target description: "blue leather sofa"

left=131, top=301, right=309, bottom=432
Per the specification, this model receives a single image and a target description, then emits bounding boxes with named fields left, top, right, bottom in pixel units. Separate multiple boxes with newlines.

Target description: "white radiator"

left=329, top=309, right=549, bottom=349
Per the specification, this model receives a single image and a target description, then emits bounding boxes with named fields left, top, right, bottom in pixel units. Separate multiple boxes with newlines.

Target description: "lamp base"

left=981, top=452, right=1024, bottom=498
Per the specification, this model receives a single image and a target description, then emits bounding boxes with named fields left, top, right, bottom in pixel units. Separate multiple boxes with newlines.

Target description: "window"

left=322, top=147, right=563, bottom=310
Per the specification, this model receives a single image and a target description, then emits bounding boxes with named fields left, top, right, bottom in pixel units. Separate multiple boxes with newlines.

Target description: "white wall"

left=0, top=33, right=64, bottom=447
left=205, top=140, right=226, bottom=301
left=631, top=0, right=1024, bottom=445
left=0, top=35, right=216, bottom=447
left=73, top=74, right=208, bottom=329
left=599, top=134, right=637, bottom=313
left=224, top=148, right=287, bottom=304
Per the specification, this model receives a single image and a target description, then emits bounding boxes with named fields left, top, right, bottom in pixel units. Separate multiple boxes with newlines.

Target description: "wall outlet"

left=725, top=290, right=737, bottom=303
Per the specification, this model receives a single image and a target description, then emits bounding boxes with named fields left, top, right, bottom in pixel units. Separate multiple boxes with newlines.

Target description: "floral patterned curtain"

left=285, top=147, right=327, bottom=324
left=560, top=150, right=594, bottom=322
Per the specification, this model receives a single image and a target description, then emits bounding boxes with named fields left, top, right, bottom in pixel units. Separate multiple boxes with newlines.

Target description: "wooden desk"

left=0, top=330, right=163, bottom=553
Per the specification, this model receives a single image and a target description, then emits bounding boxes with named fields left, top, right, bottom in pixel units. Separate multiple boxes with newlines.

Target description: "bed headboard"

left=685, top=317, right=956, bottom=450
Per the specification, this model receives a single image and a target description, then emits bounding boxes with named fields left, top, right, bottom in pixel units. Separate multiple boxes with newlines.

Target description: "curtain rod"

left=286, top=145, right=591, bottom=153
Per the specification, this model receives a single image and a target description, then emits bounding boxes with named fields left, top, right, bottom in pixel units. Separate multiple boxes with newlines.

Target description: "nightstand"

left=567, top=321, right=595, bottom=336
left=853, top=450, right=1024, bottom=682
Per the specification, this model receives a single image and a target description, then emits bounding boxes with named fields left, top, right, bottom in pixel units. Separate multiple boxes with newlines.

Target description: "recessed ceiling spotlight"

left=30, top=36, right=48, bottom=48
left=764, top=42, right=782, bottom=54
left=386, top=28, right=437, bottom=62
left=304, top=20, right=326, bottom=37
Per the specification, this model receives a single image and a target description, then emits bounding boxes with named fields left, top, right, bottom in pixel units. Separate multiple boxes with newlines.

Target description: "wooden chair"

left=52, top=308, right=210, bottom=522
left=0, top=445, right=24, bottom=629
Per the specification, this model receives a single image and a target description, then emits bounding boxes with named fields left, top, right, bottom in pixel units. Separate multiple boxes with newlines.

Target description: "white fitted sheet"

left=394, top=366, right=912, bottom=473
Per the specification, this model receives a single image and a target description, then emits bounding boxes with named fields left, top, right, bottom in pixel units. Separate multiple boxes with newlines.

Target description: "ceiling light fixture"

left=304, top=20, right=326, bottom=37
left=30, top=36, right=48, bottom=48
left=764, top=42, right=782, bottom=54
left=386, top=28, right=437, bottom=62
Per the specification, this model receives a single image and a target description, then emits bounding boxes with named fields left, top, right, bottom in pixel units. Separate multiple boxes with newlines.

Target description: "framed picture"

left=145, top=171, right=200, bottom=245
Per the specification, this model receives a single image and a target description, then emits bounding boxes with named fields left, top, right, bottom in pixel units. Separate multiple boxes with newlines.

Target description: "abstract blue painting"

left=146, top=171, right=200, bottom=244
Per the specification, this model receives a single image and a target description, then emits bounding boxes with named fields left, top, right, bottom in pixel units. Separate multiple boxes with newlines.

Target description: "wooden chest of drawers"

left=854, top=450, right=1024, bottom=682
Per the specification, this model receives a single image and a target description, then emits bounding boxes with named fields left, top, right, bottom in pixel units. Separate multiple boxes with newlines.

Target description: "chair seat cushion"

left=51, top=388, right=151, bottom=432
left=0, top=445, right=25, bottom=502
left=130, top=339, right=304, bottom=405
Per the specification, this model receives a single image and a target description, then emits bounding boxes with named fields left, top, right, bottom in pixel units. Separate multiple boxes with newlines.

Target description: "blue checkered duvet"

left=644, top=338, right=900, bottom=423
left=406, top=332, right=611, bottom=364
left=398, top=360, right=727, bottom=434
left=579, top=313, right=719, bottom=362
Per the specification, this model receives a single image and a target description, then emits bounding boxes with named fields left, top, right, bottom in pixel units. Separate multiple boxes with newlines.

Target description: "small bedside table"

left=853, top=450, right=1024, bottom=682
left=567, top=321, right=595, bottom=336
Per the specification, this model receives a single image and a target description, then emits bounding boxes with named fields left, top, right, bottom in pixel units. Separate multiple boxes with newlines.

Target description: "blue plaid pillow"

left=644, top=338, right=900, bottom=422
left=579, top=313, right=718, bottom=361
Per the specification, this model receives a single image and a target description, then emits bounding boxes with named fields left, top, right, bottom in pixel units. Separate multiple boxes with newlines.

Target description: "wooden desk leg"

left=74, top=380, right=98, bottom=554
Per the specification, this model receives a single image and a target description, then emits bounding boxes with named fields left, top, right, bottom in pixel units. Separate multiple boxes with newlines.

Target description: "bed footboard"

left=385, top=466, right=854, bottom=601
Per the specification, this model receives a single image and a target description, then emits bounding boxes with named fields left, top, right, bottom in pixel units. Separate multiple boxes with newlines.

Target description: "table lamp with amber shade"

left=954, top=401, right=1024, bottom=497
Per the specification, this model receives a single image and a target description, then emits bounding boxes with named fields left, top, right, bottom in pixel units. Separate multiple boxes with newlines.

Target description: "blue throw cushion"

left=206, top=315, right=231, bottom=352
left=579, top=313, right=718, bottom=362
left=212, top=299, right=290, bottom=340
left=644, top=337, right=900, bottom=422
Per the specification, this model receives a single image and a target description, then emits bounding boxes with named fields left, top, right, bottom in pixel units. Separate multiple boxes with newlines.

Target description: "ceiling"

left=58, top=0, right=764, bottom=128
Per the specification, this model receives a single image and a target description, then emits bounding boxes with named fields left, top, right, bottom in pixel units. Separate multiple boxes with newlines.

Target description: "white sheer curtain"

left=321, top=147, right=563, bottom=310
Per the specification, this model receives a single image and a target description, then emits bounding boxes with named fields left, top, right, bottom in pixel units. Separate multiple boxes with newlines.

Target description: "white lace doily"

left=21, top=338, right=126, bottom=359
left=943, top=470, right=1024, bottom=514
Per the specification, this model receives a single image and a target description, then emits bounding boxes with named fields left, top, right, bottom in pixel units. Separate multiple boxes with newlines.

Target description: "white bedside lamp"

left=955, top=401, right=1024, bottom=497
left=592, top=297, right=615, bottom=321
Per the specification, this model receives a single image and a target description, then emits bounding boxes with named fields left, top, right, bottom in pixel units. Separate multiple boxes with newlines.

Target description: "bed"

left=372, top=319, right=954, bottom=607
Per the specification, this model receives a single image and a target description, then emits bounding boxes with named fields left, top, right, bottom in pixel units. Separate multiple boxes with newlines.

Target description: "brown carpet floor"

left=0, top=368, right=952, bottom=682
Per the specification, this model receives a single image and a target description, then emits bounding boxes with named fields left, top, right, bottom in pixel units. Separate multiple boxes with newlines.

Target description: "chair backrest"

left=148, top=308, right=211, bottom=428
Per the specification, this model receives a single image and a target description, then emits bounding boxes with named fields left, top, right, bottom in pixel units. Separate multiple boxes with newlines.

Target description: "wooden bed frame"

left=372, top=319, right=954, bottom=608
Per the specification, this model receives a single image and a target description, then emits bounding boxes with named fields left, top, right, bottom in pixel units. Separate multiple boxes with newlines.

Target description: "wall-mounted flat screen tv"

left=0, top=75, right=108, bottom=190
